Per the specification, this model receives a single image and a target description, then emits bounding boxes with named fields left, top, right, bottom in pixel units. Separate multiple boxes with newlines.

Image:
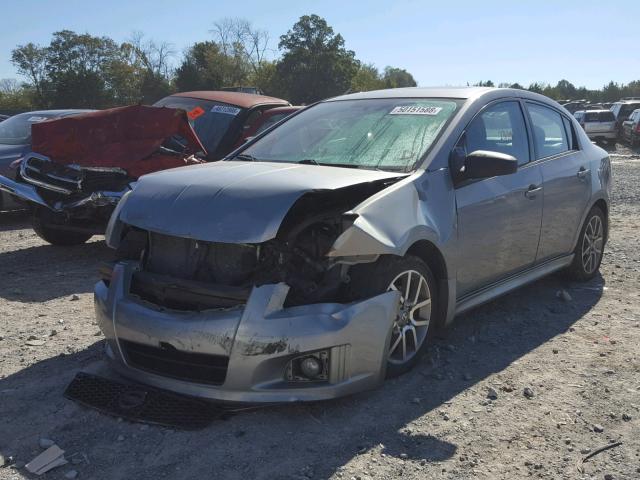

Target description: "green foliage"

left=275, top=14, right=360, bottom=104
left=175, top=41, right=226, bottom=91
left=382, top=67, right=417, bottom=88
left=4, top=17, right=637, bottom=114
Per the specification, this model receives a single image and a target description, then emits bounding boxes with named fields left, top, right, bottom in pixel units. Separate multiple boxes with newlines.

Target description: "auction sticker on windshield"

left=389, top=106, right=443, bottom=115
left=211, top=105, right=242, bottom=116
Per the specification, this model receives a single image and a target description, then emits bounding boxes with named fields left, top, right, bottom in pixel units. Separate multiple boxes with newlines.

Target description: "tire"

left=32, top=214, right=92, bottom=246
left=348, top=255, right=439, bottom=377
left=565, top=206, right=606, bottom=281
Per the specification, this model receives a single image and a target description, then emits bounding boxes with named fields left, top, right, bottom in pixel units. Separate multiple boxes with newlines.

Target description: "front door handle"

left=577, top=167, right=590, bottom=179
left=525, top=184, right=543, bottom=199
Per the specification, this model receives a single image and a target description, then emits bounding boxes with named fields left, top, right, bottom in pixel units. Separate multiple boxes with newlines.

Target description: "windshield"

left=153, top=96, right=246, bottom=156
left=0, top=112, right=61, bottom=145
left=239, top=98, right=460, bottom=171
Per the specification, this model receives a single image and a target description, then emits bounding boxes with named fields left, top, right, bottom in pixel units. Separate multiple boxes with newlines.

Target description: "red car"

left=0, top=92, right=297, bottom=245
left=153, top=91, right=294, bottom=159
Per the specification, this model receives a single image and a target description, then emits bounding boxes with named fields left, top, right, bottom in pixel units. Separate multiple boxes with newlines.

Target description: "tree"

left=382, top=67, right=416, bottom=88
left=211, top=18, right=270, bottom=77
left=351, top=63, right=384, bottom=92
left=11, top=43, right=48, bottom=106
left=175, top=41, right=227, bottom=91
left=275, top=14, right=359, bottom=104
left=474, top=80, right=495, bottom=87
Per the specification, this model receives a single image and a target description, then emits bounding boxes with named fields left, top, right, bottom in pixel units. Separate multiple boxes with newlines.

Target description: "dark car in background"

left=610, top=99, right=640, bottom=138
left=0, top=109, right=92, bottom=211
left=621, top=109, right=640, bottom=146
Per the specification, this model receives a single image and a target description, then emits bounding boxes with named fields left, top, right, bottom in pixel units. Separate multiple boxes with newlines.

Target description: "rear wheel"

left=32, top=213, right=93, bottom=246
left=565, top=206, right=606, bottom=281
left=349, top=255, right=439, bottom=377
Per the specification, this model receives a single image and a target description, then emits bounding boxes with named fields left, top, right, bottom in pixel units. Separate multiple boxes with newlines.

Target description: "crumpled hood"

left=120, top=161, right=406, bottom=243
left=30, top=105, right=205, bottom=179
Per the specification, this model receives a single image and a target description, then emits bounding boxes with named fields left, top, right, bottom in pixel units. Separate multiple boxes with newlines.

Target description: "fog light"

left=286, top=351, right=329, bottom=382
left=300, top=356, right=322, bottom=378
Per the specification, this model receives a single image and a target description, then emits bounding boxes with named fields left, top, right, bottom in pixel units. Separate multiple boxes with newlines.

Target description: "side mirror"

left=464, top=150, right=518, bottom=179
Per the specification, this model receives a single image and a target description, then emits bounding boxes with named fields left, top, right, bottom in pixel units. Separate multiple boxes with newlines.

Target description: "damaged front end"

left=0, top=153, right=135, bottom=233
left=0, top=105, right=204, bottom=242
left=96, top=164, right=407, bottom=402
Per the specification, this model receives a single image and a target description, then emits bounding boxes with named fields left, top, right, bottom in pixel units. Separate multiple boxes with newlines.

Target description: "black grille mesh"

left=121, top=340, right=229, bottom=385
left=64, top=372, right=231, bottom=429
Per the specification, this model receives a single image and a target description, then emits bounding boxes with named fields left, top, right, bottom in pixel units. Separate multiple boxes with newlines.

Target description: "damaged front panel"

left=96, top=262, right=400, bottom=402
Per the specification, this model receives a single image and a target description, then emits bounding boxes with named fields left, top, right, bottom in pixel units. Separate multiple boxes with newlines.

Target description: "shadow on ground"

left=0, top=238, right=111, bottom=302
left=0, top=272, right=604, bottom=479
left=0, top=209, right=29, bottom=232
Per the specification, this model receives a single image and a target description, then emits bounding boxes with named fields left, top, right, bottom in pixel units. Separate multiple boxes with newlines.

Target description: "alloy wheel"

left=386, top=270, right=432, bottom=365
left=581, top=215, right=604, bottom=274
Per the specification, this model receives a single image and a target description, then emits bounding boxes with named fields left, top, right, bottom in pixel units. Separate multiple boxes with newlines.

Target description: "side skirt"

left=454, top=255, right=574, bottom=316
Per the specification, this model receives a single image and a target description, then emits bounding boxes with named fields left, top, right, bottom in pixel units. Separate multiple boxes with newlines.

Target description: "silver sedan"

left=98, top=87, right=611, bottom=402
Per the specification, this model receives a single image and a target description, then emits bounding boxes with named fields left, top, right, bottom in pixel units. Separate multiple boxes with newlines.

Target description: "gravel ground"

left=0, top=143, right=639, bottom=480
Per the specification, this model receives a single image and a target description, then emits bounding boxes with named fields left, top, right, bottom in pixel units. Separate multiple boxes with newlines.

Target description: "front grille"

left=21, top=156, right=132, bottom=194
left=81, top=167, right=131, bottom=192
left=121, top=340, right=229, bottom=385
left=22, top=156, right=81, bottom=193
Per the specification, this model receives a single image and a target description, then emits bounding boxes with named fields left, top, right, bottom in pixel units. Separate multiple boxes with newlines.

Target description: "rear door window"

left=465, top=101, right=530, bottom=165
left=526, top=103, right=569, bottom=159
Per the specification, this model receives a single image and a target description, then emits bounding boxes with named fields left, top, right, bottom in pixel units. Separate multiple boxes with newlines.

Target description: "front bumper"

left=0, top=174, right=129, bottom=213
left=95, top=261, right=400, bottom=403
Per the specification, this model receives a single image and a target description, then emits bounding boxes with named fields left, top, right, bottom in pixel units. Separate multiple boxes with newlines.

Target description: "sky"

left=1, top=0, right=637, bottom=89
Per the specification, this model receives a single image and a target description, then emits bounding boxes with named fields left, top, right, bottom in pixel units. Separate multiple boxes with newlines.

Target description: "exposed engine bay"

left=111, top=177, right=403, bottom=310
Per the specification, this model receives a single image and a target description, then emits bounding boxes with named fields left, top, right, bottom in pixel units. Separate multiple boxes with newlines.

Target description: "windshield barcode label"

left=389, top=106, right=443, bottom=115
left=211, top=105, right=241, bottom=116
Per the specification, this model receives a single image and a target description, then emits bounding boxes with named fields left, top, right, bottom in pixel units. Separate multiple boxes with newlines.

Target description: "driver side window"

left=465, top=101, right=530, bottom=166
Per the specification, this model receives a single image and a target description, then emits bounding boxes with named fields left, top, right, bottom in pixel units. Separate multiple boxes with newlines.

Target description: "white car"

left=574, top=110, right=617, bottom=144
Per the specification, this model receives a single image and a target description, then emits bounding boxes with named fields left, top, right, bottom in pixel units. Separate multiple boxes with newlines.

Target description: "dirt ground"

left=1, top=143, right=639, bottom=480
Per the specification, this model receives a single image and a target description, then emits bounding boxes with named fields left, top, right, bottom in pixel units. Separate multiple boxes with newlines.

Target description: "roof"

left=170, top=91, right=290, bottom=109
left=330, top=87, right=496, bottom=101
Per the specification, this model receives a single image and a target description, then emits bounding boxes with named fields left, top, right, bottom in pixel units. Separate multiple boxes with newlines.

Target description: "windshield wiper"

left=297, top=159, right=362, bottom=169
left=297, top=159, right=320, bottom=165
left=234, top=154, right=258, bottom=161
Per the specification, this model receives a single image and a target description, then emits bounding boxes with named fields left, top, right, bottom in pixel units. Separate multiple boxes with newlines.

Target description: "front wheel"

left=565, top=206, right=606, bottom=281
left=32, top=214, right=93, bottom=246
left=348, top=255, right=439, bottom=377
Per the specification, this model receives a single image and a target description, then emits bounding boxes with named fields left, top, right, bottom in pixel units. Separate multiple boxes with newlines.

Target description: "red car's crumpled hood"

left=30, top=105, right=206, bottom=179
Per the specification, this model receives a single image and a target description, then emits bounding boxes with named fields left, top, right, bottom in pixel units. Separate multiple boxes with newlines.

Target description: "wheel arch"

left=405, top=240, right=451, bottom=328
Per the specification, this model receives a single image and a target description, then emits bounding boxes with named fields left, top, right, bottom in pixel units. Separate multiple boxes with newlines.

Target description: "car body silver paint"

left=118, top=160, right=407, bottom=243
left=96, top=262, right=400, bottom=402
left=98, top=87, right=611, bottom=401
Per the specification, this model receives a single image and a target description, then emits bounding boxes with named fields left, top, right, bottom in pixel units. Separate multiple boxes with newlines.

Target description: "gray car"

left=98, top=87, right=611, bottom=402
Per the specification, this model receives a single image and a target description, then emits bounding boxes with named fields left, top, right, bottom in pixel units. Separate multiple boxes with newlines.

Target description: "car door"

left=525, top=102, right=591, bottom=261
left=455, top=100, right=543, bottom=297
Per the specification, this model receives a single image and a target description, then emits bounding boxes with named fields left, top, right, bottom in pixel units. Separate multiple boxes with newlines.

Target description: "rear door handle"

left=525, top=184, right=543, bottom=199
left=577, top=167, right=590, bottom=179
